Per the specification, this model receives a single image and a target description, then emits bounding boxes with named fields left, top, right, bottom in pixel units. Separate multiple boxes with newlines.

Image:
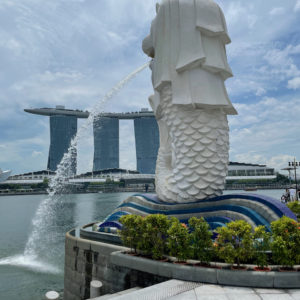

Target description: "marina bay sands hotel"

left=24, top=106, right=159, bottom=174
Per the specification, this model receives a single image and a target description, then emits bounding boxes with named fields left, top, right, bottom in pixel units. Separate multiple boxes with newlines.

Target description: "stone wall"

left=64, top=230, right=168, bottom=300
left=64, top=229, right=300, bottom=300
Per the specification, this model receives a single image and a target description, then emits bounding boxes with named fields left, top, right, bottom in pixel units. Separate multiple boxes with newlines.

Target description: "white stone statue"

left=143, top=0, right=237, bottom=203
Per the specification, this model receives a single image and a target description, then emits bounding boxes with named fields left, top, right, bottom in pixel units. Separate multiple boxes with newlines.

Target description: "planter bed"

left=110, top=251, right=300, bottom=289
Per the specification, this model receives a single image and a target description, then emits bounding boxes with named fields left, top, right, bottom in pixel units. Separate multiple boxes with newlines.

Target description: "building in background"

left=26, top=106, right=276, bottom=179
left=93, top=117, right=119, bottom=171
left=6, top=170, right=56, bottom=183
left=134, top=116, right=159, bottom=174
left=93, top=109, right=159, bottom=174
left=24, top=106, right=89, bottom=175
left=1, top=162, right=281, bottom=195
left=227, top=162, right=276, bottom=180
left=0, top=169, right=11, bottom=183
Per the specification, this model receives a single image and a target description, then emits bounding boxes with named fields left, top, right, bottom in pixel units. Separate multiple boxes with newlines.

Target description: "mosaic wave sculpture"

left=96, top=193, right=297, bottom=233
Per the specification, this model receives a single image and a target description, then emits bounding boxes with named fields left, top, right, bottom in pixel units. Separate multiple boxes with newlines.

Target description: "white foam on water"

left=0, top=255, right=61, bottom=274
left=22, top=62, right=150, bottom=271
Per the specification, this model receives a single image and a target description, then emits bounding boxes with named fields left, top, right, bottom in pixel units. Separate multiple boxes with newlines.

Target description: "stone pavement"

left=92, top=279, right=300, bottom=300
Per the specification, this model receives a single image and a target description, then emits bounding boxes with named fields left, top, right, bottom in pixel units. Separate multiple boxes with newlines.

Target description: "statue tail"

left=155, top=84, right=229, bottom=203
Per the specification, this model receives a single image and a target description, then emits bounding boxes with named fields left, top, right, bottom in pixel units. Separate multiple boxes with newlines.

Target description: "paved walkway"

left=93, top=280, right=300, bottom=300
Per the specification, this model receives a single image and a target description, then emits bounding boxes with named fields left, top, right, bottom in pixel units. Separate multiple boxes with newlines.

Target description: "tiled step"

left=90, top=287, right=141, bottom=299
left=92, top=280, right=201, bottom=300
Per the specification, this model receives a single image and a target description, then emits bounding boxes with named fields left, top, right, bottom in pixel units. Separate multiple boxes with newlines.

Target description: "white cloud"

left=255, top=87, right=267, bottom=96
left=266, top=155, right=295, bottom=171
left=234, top=152, right=266, bottom=165
left=1, top=0, right=300, bottom=175
left=287, top=77, right=300, bottom=89
left=32, top=151, right=42, bottom=157
left=229, top=95, right=300, bottom=171
left=233, top=153, right=294, bottom=173
left=263, top=47, right=296, bottom=73
left=224, top=2, right=257, bottom=30
left=294, top=0, right=300, bottom=12
left=225, top=39, right=300, bottom=100
left=227, top=43, right=300, bottom=97
left=269, top=7, right=285, bottom=16
left=0, top=134, right=49, bottom=173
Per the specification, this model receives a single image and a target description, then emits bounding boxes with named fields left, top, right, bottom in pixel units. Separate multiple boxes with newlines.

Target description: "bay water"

left=0, top=190, right=283, bottom=299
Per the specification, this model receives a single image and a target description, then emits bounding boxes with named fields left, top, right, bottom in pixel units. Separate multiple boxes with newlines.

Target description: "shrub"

left=253, top=225, right=271, bottom=269
left=119, top=214, right=300, bottom=269
left=140, top=214, right=170, bottom=260
left=167, top=218, right=191, bottom=262
left=271, top=216, right=300, bottom=268
left=215, top=220, right=254, bottom=267
left=119, top=214, right=143, bottom=253
left=189, top=217, right=213, bottom=264
left=287, top=201, right=300, bottom=220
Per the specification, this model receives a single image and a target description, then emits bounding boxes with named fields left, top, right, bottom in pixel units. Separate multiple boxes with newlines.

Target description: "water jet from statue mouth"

left=0, top=254, right=61, bottom=274
left=21, top=62, right=150, bottom=271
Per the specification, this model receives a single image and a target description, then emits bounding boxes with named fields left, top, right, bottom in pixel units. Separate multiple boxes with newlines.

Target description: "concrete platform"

left=111, top=251, right=300, bottom=289
left=90, top=280, right=300, bottom=300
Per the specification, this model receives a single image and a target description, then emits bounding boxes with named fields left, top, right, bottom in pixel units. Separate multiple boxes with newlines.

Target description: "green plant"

left=119, top=179, right=125, bottom=187
left=215, top=220, right=254, bottom=267
left=119, top=214, right=143, bottom=253
left=271, top=216, right=300, bottom=268
left=189, top=217, right=213, bottom=264
left=167, top=218, right=191, bottom=262
left=253, top=225, right=271, bottom=269
left=140, top=214, right=170, bottom=260
left=287, top=201, right=300, bottom=220
left=43, top=177, right=49, bottom=187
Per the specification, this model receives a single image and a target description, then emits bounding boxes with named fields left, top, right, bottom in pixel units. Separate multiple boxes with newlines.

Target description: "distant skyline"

left=0, top=0, right=300, bottom=176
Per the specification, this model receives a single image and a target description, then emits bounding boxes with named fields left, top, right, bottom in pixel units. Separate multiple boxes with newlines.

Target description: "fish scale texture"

left=155, top=84, right=229, bottom=203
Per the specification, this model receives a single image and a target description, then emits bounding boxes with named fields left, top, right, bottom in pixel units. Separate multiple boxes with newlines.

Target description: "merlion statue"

left=143, top=0, right=237, bottom=203
left=94, top=0, right=298, bottom=237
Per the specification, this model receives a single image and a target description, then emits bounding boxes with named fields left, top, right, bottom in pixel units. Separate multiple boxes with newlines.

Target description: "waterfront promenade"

left=0, top=184, right=290, bottom=196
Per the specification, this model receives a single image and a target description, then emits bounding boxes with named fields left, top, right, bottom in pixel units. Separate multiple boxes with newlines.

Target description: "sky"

left=0, top=0, right=300, bottom=176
